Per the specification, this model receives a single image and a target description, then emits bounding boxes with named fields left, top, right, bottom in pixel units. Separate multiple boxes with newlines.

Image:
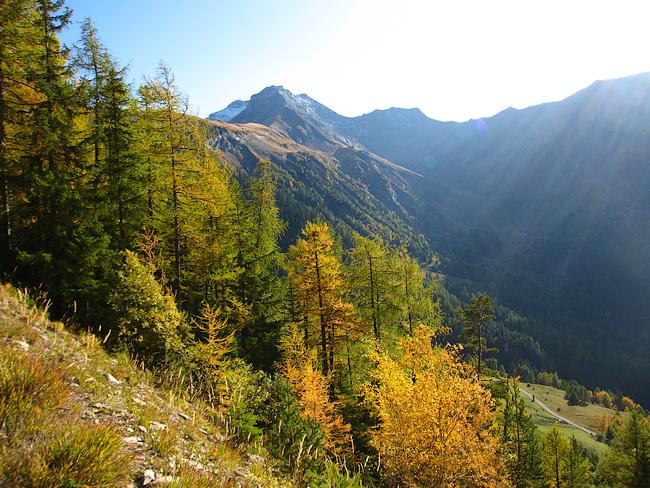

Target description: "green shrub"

left=221, top=359, right=268, bottom=442
left=257, top=376, right=326, bottom=478
left=109, top=251, right=187, bottom=367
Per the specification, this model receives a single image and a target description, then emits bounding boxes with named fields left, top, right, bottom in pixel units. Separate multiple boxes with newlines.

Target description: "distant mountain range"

left=207, top=73, right=650, bottom=404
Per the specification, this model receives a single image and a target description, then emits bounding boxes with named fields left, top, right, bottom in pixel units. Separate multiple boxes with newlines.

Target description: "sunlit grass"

left=0, top=346, right=70, bottom=438
left=1, top=423, right=131, bottom=487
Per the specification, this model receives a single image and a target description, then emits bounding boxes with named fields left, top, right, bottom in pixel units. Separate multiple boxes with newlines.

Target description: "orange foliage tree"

left=280, top=323, right=351, bottom=452
left=364, top=326, right=509, bottom=487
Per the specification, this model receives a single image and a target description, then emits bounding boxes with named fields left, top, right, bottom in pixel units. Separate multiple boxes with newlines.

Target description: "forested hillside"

left=1, top=1, right=650, bottom=487
left=210, top=77, right=650, bottom=405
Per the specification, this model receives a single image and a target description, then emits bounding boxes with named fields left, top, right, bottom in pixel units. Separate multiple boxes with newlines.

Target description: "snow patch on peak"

left=208, top=100, right=248, bottom=122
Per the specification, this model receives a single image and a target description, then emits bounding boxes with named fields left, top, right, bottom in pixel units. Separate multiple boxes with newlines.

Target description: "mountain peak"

left=208, top=99, right=248, bottom=122
left=367, top=106, right=427, bottom=118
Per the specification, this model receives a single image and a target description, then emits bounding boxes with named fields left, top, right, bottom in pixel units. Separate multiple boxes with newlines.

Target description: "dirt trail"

left=519, top=387, right=599, bottom=438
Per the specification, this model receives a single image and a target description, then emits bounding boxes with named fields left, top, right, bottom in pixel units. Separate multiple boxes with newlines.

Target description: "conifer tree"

left=0, top=0, right=36, bottom=267
left=348, top=233, right=398, bottom=342
left=288, top=221, right=359, bottom=377
left=501, top=377, right=544, bottom=486
left=75, top=18, right=144, bottom=249
left=457, top=294, right=496, bottom=380
left=190, top=303, right=234, bottom=399
left=597, top=407, right=650, bottom=487
left=9, top=0, right=116, bottom=320
left=233, top=160, right=286, bottom=368
left=280, top=323, right=351, bottom=452
left=75, top=18, right=109, bottom=169
left=564, top=436, right=591, bottom=488
left=140, top=63, right=226, bottom=306
left=542, top=428, right=569, bottom=488
left=393, top=244, right=438, bottom=335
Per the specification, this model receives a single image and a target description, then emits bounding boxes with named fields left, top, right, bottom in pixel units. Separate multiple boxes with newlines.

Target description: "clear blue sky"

left=61, top=0, right=650, bottom=121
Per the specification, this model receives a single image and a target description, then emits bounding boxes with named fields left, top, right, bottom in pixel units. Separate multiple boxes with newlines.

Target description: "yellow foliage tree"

left=192, top=303, right=234, bottom=392
left=594, top=390, right=613, bottom=408
left=280, top=324, right=351, bottom=452
left=541, top=427, right=570, bottom=488
left=288, top=221, right=361, bottom=376
left=364, top=326, right=508, bottom=486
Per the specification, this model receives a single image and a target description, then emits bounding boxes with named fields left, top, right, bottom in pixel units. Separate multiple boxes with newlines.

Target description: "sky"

left=60, top=0, right=650, bottom=122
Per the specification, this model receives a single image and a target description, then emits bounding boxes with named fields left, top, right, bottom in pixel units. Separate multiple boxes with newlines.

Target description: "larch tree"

left=364, top=325, right=508, bottom=486
left=392, top=244, right=438, bottom=335
left=140, top=63, right=224, bottom=306
left=597, top=407, right=650, bottom=487
left=348, top=233, right=398, bottom=342
left=564, top=436, right=591, bottom=488
left=279, top=322, right=351, bottom=453
left=287, top=221, right=359, bottom=377
left=542, top=428, right=570, bottom=488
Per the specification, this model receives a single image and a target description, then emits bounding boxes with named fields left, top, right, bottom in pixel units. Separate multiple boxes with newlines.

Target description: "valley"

left=208, top=76, right=650, bottom=405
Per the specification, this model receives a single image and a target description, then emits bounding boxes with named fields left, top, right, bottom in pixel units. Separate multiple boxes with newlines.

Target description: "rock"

left=150, top=421, right=167, bottom=431
left=155, top=475, right=175, bottom=484
left=143, top=468, right=156, bottom=485
left=133, top=397, right=147, bottom=407
left=123, top=436, right=143, bottom=445
left=138, top=425, right=148, bottom=433
left=15, top=339, right=30, bottom=351
left=107, top=373, right=121, bottom=385
left=184, top=459, right=204, bottom=470
left=247, top=454, right=265, bottom=465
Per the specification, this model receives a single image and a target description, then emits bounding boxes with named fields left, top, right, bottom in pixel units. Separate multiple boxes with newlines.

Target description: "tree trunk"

left=477, top=322, right=482, bottom=381
left=367, top=249, right=379, bottom=340
left=0, top=67, right=10, bottom=260
left=314, top=249, right=328, bottom=375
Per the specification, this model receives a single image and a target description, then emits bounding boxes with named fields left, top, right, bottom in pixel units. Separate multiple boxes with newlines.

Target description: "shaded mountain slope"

left=208, top=74, right=650, bottom=404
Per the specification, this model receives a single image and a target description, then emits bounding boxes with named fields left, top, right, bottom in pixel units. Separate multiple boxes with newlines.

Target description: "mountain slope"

left=207, top=120, right=435, bottom=256
left=208, top=75, right=650, bottom=405
left=0, top=285, right=290, bottom=487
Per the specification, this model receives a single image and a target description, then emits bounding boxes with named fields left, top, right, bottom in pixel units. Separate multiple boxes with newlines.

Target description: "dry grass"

left=0, top=284, right=294, bottom=486
left=0, top=344, right=131, bottom=486
left=0, top=346, right=70, bottom=438
left=1, top=423, right=131, bottom=487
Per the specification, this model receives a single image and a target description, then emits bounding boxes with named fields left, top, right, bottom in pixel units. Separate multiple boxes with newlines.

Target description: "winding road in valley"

left=519, top=388, right=599, bottom=438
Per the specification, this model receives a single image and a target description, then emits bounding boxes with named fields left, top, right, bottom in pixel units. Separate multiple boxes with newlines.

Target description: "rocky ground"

left=0, top=285, right=290, bottom=487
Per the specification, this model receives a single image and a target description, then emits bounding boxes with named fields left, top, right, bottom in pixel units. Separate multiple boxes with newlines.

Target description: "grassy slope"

left=0, top=285, right=290, bottom=487
left=520, top=382, right=625, bottom=457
